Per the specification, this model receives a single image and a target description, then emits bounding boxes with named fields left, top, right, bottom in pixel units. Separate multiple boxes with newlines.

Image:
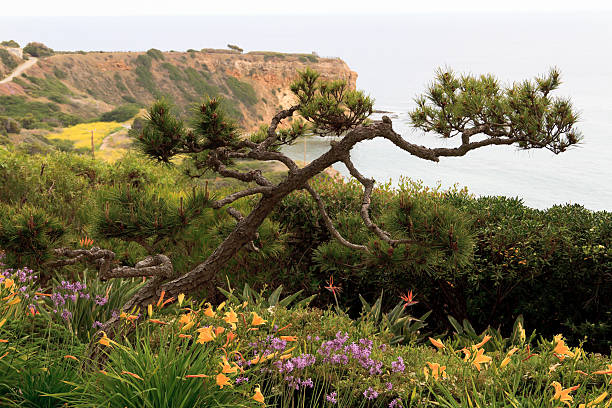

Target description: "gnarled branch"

left=50, top=247, right=173, bottom=281
left=304, top=183, right=367, bottom=251
left=343, top=157, right=414, bottom=247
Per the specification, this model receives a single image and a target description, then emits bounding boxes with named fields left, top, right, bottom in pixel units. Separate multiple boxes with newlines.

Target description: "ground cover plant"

left=0, top=253, right=611, bottom=407
left=46, top=121, right=124, bottom=151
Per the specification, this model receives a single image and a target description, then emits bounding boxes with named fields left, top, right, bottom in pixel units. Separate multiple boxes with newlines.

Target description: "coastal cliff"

left=0, top=48, right=357, bottom=132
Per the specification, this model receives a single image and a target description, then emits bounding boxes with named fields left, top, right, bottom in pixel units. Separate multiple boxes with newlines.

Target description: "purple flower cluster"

left=391, top=356, right=405, bottom=373
left=325, top=391, right=337, bottom=404
left=284, top=376, right=314, bottom=390
left=275, top=353, right=316, bottom=373
left=249, top=335, right=289, bottom=358
left=316, top=332, right=383, bottom=375
left=389, top=398, right=403, bottom=408
left=48, top=280, right=111, bottom=323
left=1, top=263, right=40, bottom=313
left=235, top=376, right=249, bottom=384
left=363, top=387, right=379, bottom=400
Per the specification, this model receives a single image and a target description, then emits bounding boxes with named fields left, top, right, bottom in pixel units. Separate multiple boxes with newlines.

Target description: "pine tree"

left=53, top=67, right=581, bottom=351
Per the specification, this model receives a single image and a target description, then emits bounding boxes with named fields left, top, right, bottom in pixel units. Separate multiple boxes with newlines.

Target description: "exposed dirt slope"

left=0, top=49, right=357, bottom=131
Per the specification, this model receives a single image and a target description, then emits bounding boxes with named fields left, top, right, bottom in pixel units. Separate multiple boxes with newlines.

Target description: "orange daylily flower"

left=64, top=355, right=79, bottom=361
left=250, top=353, right=277, bottom=365
left=4, top=278, right=14, bottom=290
left=6, top=297, right=21, bottom=306
left=197, top=327, right=215, bottom=343
left=224, top=331, right=237, bottom=346
left=186, top=374, right=209, bottom=378
left=156, top=291, right=166, bottom=307
left=179, top=334, right=192, bottom=339
left=280, top=336, right=298, bottom=342
left=0, top=339, right=8, bottom=343
left=593, top=364, right=612, bottom=385
left=429, top=337, right=444, bottom=349
left=178, top=313, right=192, bottom=326
left=500, top=347, right=519, bottom=368
left=204, top=303, right=215, bottom=317
left=120, top=311, right=138, bottom=321
left=34, top=292, right=52, bottom=298
left=276, top=324, right=292, bottom=333
left=550, top=381, right=579, bottom=406
left=424, top=362, right=447, bottom=380
left=251, top=312, right=266, bottom=326
left=122, top=371, right=144, bottom=381
left=474, top=335, right=492, bottom=349
left=220, top=356, right=239, bottom=374
left=216, top=373, right=231, bottom=388
left=253, top=386, right=265, bottom=404
left=98, top=331, right=118, bottom=347
left=149, top=319, right=168, bottom=325
left=161, top=297, right=175, bottom=308
left=224, top=308, right=238, bottom=329
left=215, top=327, right=226, bottom=336
left=471, top=348, right=492, bottom=371
left=592, top=364, right=612, bottom=375
left=553, top=335, right=575, bottom=360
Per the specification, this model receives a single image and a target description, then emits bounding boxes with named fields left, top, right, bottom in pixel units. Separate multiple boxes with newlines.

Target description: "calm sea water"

left=1, top=14, right=610, bottom=210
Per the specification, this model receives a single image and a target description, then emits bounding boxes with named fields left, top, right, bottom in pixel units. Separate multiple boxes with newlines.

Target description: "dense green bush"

left=146, top=48, right=164, bottom=61
left=270, top=176, right=612, bottom=352
left=0, top=49, right=18, bottom=71
left=23, top=41, right=54, bottom=57
left=0, top=95, right=83, bottom=129
left=0, top=40, right=19, bottom=48
left=99, top=104, right=139, bottom=122
left=0, top=116, right=21, bottom=134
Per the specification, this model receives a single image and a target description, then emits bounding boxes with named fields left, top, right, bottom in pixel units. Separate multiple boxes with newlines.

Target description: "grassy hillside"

left=0, top=47, right=356, bottom=152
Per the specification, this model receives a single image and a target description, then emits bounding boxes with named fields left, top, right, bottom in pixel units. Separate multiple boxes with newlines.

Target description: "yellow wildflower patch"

left=47, top=122, right=123, bottom=150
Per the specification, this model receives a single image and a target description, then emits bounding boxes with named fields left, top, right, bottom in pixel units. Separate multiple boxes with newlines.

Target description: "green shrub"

left=0, top=116, right=21, bottom=134
left=53, top=66, right=67, bottom=79
left=23, top=42, right=54, bottom=57
left=146, top=48, right=164, bottom=61
left=0, top=95, right=83, bottom=129
left=0, top=49, right=18, bottom=71
left=225, top=76, right=258, bottom=106
left=99, top=104, right=139, bottom=122
left=0, top=40, right=19, bottom=48
left=269, top=176, right=612, bottom=352
left=113, top=72, right=127, bottom=92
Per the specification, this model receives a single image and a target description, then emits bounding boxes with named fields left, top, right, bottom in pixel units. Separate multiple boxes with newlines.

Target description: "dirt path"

left=0, top=57, right=39, bottom=84
left=99, top=124, right=131, bottom=151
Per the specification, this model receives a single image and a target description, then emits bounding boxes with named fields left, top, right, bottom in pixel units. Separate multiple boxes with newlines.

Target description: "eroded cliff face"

left=0, top=49, right=357, bottom=131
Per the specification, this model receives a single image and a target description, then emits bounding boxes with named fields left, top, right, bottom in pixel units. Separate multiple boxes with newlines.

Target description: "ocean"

left=1, top=13, right=610, bottom=210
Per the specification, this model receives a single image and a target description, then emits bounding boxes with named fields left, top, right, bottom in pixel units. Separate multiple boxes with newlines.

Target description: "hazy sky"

left=4, top=0, right=612, bottom=16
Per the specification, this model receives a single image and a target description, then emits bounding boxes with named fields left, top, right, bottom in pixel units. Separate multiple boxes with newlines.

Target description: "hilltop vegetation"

left=0, top=46, right=356, bottom=155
